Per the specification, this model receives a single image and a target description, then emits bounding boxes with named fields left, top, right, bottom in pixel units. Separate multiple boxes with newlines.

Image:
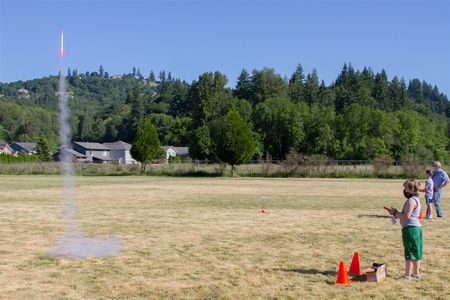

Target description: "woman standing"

left=386, top=180, right=423, bottom=279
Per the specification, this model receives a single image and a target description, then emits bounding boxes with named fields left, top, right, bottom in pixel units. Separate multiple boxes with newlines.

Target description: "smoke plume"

left=50, top=67, right=121, bottom=259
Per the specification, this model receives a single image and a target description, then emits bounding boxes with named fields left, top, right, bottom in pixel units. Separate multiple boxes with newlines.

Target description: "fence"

left=0, top=159, right=440, bottom=178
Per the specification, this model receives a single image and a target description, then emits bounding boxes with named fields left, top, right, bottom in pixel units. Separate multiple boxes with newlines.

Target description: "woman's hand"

left=385, top=207, right=397, bottom=216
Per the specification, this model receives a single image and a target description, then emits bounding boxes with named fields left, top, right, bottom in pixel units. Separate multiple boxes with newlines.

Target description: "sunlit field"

left=1, top=175, right=449, bottom=299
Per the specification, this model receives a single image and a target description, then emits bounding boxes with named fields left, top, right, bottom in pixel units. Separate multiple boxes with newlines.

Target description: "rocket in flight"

left=59, top=30, right=65, bottom=57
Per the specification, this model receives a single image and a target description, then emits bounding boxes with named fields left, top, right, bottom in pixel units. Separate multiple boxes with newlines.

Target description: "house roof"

left=173, top=147, right=189, bottom=156
left=61, top=148, right=86, bottom=158
left=11, top=142, right=37, bottom=153
left=161, top=146, right=175, bottom=152
left=73, top=141, right=110, bottom=150
left=103, top=141, right=132, bottom=150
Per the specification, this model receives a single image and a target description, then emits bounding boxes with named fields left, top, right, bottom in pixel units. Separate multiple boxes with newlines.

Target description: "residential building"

left=173, top=147, right=189, bottom=158
left=72, top=142, right=112, bottom=163
left=161, top=146, right=190, bottom=160
left=0, top=141, right=15, bottom=155
left=103, top=141, right=137, bottom=164
left=10, top=142, right=37, bottom=155
left=161, top=146, right=177, bottom=160
left=55, top=147, right=88, bottom=163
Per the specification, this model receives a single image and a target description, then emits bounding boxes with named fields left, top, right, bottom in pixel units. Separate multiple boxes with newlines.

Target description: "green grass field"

left=1, top=175, right=449, bottom=299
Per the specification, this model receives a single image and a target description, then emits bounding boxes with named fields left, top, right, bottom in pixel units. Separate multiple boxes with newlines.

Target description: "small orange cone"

left=348, top=251, right=362, bottom=276
left=336, top=260, right=351, bottom=285
left=419, top=210, right=424, bottom=220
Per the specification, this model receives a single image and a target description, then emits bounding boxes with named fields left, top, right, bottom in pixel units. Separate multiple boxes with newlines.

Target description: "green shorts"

left=402, top=226, right=423, bottom=260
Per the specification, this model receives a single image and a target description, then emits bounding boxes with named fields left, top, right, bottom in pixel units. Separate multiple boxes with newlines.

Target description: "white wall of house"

left=165, top=147, right=176, bottom=160
left=92, top=150, right=109, bottom=157
left=0, top=145, right=14, bottom=155
left=124, top=150, right=136, bottom=164
left=109, top=149, right=136, bottom=164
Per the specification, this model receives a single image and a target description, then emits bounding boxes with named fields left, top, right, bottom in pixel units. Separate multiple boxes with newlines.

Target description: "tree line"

left=0, top=63, right=449, bottom=162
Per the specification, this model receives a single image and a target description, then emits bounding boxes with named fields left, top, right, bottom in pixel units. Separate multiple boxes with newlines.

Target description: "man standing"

left=431, top=161, right=449, bottom=218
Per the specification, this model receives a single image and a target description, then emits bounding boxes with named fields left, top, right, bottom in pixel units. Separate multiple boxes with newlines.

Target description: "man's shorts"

left=402, top=226, right=423, bottom=260
left=426, top=197, right=434, bottom=204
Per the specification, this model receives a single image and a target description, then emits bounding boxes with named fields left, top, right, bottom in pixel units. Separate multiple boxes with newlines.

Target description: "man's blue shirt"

left=432, top=169, right=449, bottom=189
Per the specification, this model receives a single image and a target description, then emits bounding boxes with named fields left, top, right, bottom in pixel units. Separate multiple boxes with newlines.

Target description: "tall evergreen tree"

left=149, top=70, right=156, bottom=82
left=159, top=71, right=166, bottom=83
left=77, top=115, right=94, bottom=141
left=217, top=109, right=255, bottom=175
left=234, top=69, right=252, bottom=101
left=36, top=137, right=52, bottom=161
left=288, top=63, right=305, bottom=103
left=304, top=69, right=320, bottom=105
left=126, top=87, right=144, bottom=141
left=189, top=125, right=212, bottom=159
left=389, top=76, right=403, bottom=111
left=373, top=70, right=389, bottom=110
left=318, top=80, right=335, bottom=107
left=130, top=118, right=161, bottom=172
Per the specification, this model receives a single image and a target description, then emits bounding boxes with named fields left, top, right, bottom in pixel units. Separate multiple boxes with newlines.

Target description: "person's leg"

left=412, top=260, right=420, bottom=277
left=426, top=203, right=433, bottom=219
left=405, top=260, right=412, bottom=276
left=433, top=190, right=443, bottom=217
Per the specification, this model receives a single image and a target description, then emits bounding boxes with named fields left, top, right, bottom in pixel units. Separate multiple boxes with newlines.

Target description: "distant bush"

left=168, top=156, right=181, bottom=163
left=373, top=155, right=395, bottom=178
left=181, top=157, right=192, bottom=163
left=0, top=154, right=38, bottom=163
left=401, top=154, right=426, bottom=178
left=0, top=159, right=436, bottom=178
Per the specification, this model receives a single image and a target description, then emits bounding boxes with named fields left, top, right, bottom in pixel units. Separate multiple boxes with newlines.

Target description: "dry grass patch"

left=0, top=175, right=449, bottom=299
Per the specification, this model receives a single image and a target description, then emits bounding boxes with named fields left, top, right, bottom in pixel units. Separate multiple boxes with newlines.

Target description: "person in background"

left=386, top=180, right=423, bottom=280
left=431, top=161, right=449, bottom=218
left=420, top=170, right=434, bottom=220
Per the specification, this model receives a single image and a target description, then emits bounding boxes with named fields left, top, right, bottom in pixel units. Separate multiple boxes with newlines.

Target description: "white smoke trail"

left=50, top=59, right=121, bottom=259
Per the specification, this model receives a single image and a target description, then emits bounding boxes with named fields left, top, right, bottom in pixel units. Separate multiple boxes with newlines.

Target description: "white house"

left=103, top=141, right=136, bottom=164
left=161, top=146, right=177, bottom=160
left=161, top=146, right=190, bottom=160
left=0, top=141, right=15, bottom=155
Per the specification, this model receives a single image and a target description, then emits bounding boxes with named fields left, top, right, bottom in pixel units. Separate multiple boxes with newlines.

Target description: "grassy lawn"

left=0, top=175, right=449, bottom=299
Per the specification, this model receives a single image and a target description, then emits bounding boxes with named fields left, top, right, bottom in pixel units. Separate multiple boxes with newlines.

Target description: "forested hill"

left=0, top=64, right=449, bottom=161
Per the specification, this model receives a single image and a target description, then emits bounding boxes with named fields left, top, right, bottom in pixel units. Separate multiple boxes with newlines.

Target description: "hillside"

left=0, top=64, right=449, bottom=161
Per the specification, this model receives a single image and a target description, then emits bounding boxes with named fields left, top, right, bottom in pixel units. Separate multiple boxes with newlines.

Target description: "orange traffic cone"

left=336, top=260, right=351, bottom=285
left=419, top=210, right=424, bottom=220
left=348, top=251, right=362, bottom=276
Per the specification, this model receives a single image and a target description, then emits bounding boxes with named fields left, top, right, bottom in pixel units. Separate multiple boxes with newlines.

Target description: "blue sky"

left=1, top=0, right=449, bottom=95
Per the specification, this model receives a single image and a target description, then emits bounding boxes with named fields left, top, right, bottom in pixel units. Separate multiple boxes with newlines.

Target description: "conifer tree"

left=36, top=137, right=52, bottom=161
left=217, top=109, right=255, bottom=176
left=130, top=118, right=161, bottom=172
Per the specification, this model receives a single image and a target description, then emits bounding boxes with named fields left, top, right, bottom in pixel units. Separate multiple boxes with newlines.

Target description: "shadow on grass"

left=350, top=274, right=367, bottom=282
left=265, top=267, right=337, bottom=276
left=357, top=214, right=391, bottom=219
